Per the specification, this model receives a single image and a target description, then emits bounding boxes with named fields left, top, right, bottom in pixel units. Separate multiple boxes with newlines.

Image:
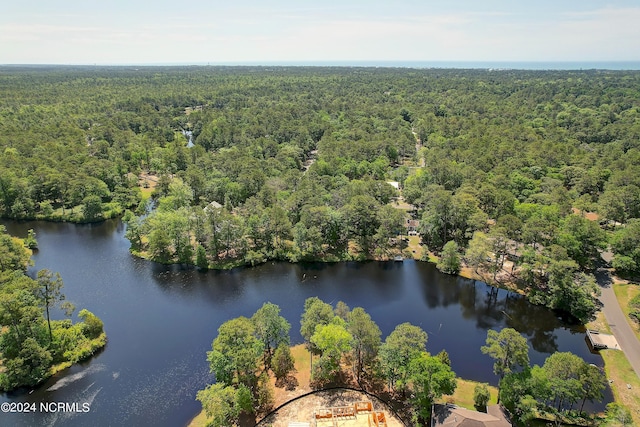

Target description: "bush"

left=629, top=294, right=640, bottom=324
left=473, top=383, right=491, bottom=411
left=257, top=372, right=274, bottom=414
left=273, top=344, right=295, bottom=381
left=24, top=229, right=38, bottom=249
left=613, top=255, right=637, bottom=275
left=78, top=309, right=104, bottom=339
left=244, top=250, right=266, bottom=266
left=605, top=402, right=633, bottom=426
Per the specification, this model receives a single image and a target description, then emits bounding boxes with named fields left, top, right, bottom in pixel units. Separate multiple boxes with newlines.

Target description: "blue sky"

left=1, top=1, right=639, bottom=64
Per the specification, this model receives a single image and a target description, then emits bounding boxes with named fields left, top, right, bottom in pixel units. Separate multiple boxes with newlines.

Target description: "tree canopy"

left=481, top=327, right=530, bottom=402
left=0, top=227, right=106, bottom=391
left=2, top=66, right=637, bottom=320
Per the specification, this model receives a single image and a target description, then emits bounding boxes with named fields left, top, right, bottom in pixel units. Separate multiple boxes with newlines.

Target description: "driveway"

left=596, top=267, right=640, bottom=379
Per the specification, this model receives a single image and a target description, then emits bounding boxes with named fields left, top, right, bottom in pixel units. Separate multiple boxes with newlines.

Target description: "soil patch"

left=257, top=389, right=404, bottom=427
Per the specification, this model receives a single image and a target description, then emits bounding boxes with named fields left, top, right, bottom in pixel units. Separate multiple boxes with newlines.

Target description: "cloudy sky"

left=1, top=0, right=639, bottom=65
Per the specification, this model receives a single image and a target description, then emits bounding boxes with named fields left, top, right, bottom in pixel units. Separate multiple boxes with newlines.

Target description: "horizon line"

left=2, top=60, right=640, bottom=71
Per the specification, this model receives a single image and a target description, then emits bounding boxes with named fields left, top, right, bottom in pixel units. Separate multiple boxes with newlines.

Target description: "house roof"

left=405, top=219, right=420, bottom=227
left=432, top=404, right=511, bottom=427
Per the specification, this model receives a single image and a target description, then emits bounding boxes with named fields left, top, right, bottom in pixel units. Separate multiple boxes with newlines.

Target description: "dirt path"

left=302, top=149, right=318, bottom=173
left=596, top=266, right=640, bottom=379
left=411, top=126, right=425, bottom=167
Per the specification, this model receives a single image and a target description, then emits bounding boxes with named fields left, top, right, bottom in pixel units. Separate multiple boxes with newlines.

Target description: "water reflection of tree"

left=455, top=281, right=560, bottom=354
left=400, top=262, right=565, bottom=357
left=457, top=282, right=504, bottom=330
left=150, top=264, right=246, bottom=305
left=422, top=270, right=472, bottom=309
left=501, top=293, right=560, bottom=354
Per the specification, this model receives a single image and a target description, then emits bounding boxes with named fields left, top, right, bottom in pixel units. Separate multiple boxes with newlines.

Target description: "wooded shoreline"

left=2, top=66, right=640, bottom=424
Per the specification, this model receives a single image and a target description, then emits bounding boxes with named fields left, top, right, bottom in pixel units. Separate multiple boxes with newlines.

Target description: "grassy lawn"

left=139, top=185, right=154, bottom=202
left=291, top=344, right=311, bottom=382
left=600, top=349, right=640, bottom=426
left=186, top=410, right=208, bottom=427
left=613, top=281, right=640, bottom=342
left=406, top=235, right=424, bottom=260
left=588, top=304, right=613, bottom=335
left=439, top=378, right=498, bottom=410
left=584, top=280, right=640, bottom=426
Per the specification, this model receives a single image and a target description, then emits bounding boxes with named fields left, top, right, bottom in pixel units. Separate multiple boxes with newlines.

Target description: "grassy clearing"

left=291, top=344, right=311, bottom=383
left=613, top=281, right=640, bottom=342
left=406, top=235, right=423, bottom=260
left=600, top=349, right=640, bottom=425
left=270, top=344, right=312, bottom=406
left=600, top=280, right=640, bottom=425
left=439, top=378, right=498, bottom=410
left=583, top=281, right=640, bottom=425
left=186, top=410, right=209, bottom=427
left=139, top=186, right=154, bottom=202
left=588, top=305, right=613, bottom=335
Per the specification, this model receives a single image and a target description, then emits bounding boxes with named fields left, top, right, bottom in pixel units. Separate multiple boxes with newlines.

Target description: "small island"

left=0, top=226, right=106, bottom=391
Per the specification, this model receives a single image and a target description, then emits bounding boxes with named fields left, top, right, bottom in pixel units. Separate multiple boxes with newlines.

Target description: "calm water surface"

left=0, top=220, right=611, bottom=426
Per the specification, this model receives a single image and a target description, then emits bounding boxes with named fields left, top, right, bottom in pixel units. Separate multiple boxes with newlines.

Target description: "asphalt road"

left=596, top=267, right=640, bottom=379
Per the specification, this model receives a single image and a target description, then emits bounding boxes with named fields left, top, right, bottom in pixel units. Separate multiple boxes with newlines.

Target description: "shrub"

left=473, top=383, right=491, bottom=411
left=629, top=294, right=640, bottom=324
left=78, top=309, right=104, bottom=339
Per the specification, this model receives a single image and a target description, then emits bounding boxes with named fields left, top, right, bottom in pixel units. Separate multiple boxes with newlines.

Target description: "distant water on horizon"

left=211, top=60, right=640, bottom=70
left=4, top=60, right=640, bottom=70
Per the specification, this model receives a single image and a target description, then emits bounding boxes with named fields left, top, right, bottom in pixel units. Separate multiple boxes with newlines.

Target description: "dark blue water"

left=0, top=220, right=611, bottom=426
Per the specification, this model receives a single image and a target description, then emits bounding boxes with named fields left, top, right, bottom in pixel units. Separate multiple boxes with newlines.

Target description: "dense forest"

left=1, top=66, right=639, bottom=324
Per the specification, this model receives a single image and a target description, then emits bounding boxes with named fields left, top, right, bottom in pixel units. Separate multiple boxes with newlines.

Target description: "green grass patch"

left=291, top=344, right=311, bottom=377
left=439, top=378, right=498, bottom=410
left=139, top=186, right=154, bottom=202
left=614, top=282, right=640, bottom=342
left=186, top=410, right=210, bottom=427
left=587, top=306, right=613, bottom=335
left=600, top=349, right=640, bottom=426
left=406, top=235, right=423, bottom=260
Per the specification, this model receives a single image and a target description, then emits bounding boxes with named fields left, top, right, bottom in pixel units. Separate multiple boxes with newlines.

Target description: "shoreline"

left=185, top=259, right=640, bottom=426
left=188, top=344, right=499, bottom=427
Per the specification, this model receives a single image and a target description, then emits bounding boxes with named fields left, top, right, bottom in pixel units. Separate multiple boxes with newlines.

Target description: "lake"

left=0, top=220, right=611, bottom=426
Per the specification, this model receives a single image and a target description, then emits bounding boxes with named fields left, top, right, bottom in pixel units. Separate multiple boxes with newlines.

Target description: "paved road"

left=596, top=267, right=640, bottom=379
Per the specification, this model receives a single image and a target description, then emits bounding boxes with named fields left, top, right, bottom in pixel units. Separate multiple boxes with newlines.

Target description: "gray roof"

left=432, top=404, right=511, bottom=427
